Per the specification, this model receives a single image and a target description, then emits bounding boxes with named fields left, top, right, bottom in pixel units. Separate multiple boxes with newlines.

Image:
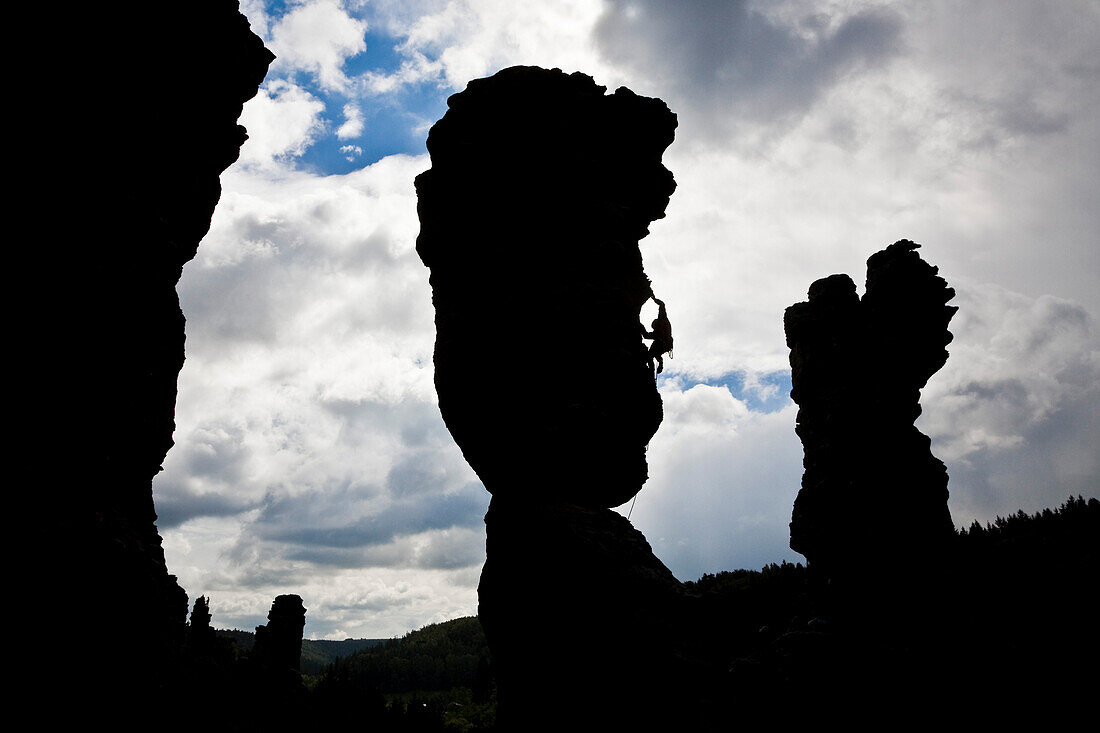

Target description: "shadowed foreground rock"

left=416, top=66, right=700, bottom=729
left=785, top=240, right=957, bottom=613
left=32, top=1, right=273, bottom=724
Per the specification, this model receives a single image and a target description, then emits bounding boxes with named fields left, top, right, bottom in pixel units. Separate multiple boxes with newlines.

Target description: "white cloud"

left=623, top=385, right=804, bottom=580
left=340, top=144, right=363, bottom=161
left=238, top=0, right=274, bottom=40
left=269, top=0, right=369, bottom=92
left=920, top=282, right=1100, bottom=523
left=336, top=103, right=365, bottom=139
left=237, top=80, right=326, bottom=167
left=361, top=0, right=616, bottom=93
left=155, top=153, right=493, bottom=636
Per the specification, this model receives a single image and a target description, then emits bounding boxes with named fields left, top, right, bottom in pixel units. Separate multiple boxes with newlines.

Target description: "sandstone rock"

left=415, top=65, right=676, bottom=509
left=479, top=496, right=698, bottom=728
left=32, top=2, right=273, bottom=721
left=416, top=66, right=697, bottom=729
left=253, top=594, right=308, bottom=675
left=785, top=240, right=957, bottom=595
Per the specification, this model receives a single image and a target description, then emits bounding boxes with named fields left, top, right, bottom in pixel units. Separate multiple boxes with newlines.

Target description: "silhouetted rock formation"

left=480, top=499, right=701, bottom=729
left=785, top=240, right=957, bottom=605
left=189, top=595, right=215, bottom=647
left=416, top=65, right=675, bottom=509
left=247, top=595, right=309, bottom=730
left=35, top=1, right=273, bottom=724
left=416, top=66, right=698, bottom=729
left=253, top=594, right=307, bottom=675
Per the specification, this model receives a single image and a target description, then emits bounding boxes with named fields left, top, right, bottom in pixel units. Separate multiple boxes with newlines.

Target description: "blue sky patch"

left=296, top=85, right=446, bottom=174
left=663, top=371, right=793, bottom=413
left=345, top=27, right=406, bottom=78
left=265, top=18, right=452, bottom=174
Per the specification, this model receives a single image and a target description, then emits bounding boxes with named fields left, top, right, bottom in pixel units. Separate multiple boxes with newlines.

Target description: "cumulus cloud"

left=340, top=144, right=364, bottom=161
left=360, top=0, right=616, bottom=94
left=920, top=283, right=1100, bottom=523
left=359, top=53, right=442, bottom=95
left=237, top=80, right=326, bottom=167
left=179, top=155, right=430, bottom=350
left=153, top=422, right=262, bottom=528
left=151, top=141, right=504, bottom=637
left=270, top=0, right=369, bottom=92
left=626, top=384, right=804, bottom=579
left=595, top=0, right=902, bottom=142
left=336, top=103, right=365, bottom=139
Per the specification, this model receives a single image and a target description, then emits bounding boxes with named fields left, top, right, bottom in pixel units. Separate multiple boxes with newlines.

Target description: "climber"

left=642, top=296, right=673, bottom=375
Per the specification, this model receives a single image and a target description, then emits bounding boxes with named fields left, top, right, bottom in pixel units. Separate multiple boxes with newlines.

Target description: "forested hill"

left=303, top=638, right=389, bottom=673
left=683, top=494, right=1099, bottom=709
left=309, top=616, right=496, bottom=731
left=215, top=629, right=388, bottom=675
left=318, top=616, right=491, bottom=693
left=215, top=617, right=490, bottom=684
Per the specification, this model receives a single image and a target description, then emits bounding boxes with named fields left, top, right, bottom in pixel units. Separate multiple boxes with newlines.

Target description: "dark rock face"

left=479, top=499, right=699, bottom=728
left=415, top=65, right=676, bottom=509
left=416, top=67, right=694, bottom=728
left=241, top=595, right=308, bottom=730
left=253, top=594, right=308, bottom=675
left=785, top=240, right=957, bottom=592
left=37, top=0, right=273, bottom=718
left=190, top=596, right=214, bottom=638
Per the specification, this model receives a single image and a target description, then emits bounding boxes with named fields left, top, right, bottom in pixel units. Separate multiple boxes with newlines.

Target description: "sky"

left=154, top=0, right=1100, bottom=639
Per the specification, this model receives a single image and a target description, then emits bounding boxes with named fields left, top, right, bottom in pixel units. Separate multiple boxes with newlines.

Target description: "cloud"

left=253, top=484, right=486, bottom=552
left=179, top=155, right=430, bottom=350
left=361, top=0, right=615, bottom=93
left=326, top=577, right=434, bottom=613
left=920, top=283, right=1100, bottom=523
left=155, top=485, right=259, bottom=530
left=300, top=573, right=477, bottom=639
left=336, top=103, right=365, bottom=138
left=625, top=384, right=805, bottom=580
left=153, top=422, right=261, bottom=528
left=237, top=80, right=327, bottom=167
left=912, top=0, right=1098, bottom=140
left=152, top=150, right=494, bottom=634
left=270, top=0, right=369, bottom=92
left=595, top=0, right=902, bottom=142
left=340, top=144, right=364, bottom=161
left=285, top=527, right=486, bottom=571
